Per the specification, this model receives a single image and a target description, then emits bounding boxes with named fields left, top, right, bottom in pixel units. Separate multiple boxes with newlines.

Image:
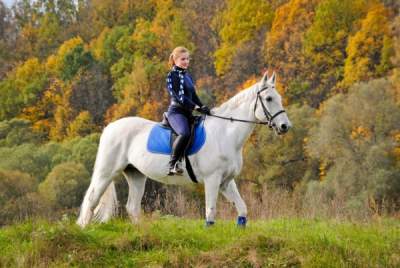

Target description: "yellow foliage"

left=57, top=37, right=84, bottom=58
left=214, top=0, right=273, bottom=76
left=342, top=3, right=392, bottom=87
left=319, top=161, right=327, bottom=181
left=14, top=58, right=45, bottom=90
left=148, top=0, right=194, bottom=55
left=89, top=27, right=111, bottom=61
left=48, top=81, right=74, bottom=141
left=46, top=37, right=84, bottom=74
left=392, top=131, right=400, bottom=163
left=138, top=101, right=161, bottom=121
left=45, top=55, right=57, bottom=74
left=239, top=76, right=257, bottom=91
left=67, top=111, right=96, bottom=139
left=350, top=126, right=371, bottom=140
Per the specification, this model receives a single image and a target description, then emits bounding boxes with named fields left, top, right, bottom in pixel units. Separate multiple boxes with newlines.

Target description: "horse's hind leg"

left=220, top=179, right=248, bottom=226
left=123, top=166, right=147, bottom=223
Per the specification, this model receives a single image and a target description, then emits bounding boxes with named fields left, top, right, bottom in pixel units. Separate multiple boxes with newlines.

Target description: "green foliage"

left=67, top=111, right=96, bottom=139
left=265, top=0, right=320, bottom=104
left=62, top=133, right=100, bottom=173
left=91, top=25, right=134, bottom=76
left=0, top=0, right=399, bottom=220
left=0, top=58, right=48, bottom=120
left=307, top=79, right=400, bottom=207
left=150, top=0, right=195, bottom=55
left=61, top=43, right=94, bottom=81
left=0, top=133, right=99, bottom=183
left=342, top=3, right=394, bottom=87
left=0, top=119, right=42, bottom=147
left=38, top=162, right=90, bottom=209
left=0, top=169, right=41, bottom=224
left=0, top=169, right=37, bottom=207
left=106, top=55, right=168, bottom=121
left=46, top=37, right=92, bottom=81
left=69, top=64, right=114, bottom=125
left=242, top=104, right=318, bottom=188
left=88, top=0, right=154, bottom=31
left=303, top=0, right=370, bottom=104
left=214, top=0, right=274, bottom=76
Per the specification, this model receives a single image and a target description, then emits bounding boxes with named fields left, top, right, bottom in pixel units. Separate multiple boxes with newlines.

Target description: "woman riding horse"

left=166, top=46, right=210, bottom=175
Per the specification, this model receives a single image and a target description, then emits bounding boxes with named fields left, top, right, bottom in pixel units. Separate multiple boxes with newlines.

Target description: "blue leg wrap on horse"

left=205, top=221, right=215, bottom=227
left=237, top=216, right=247, bottom=227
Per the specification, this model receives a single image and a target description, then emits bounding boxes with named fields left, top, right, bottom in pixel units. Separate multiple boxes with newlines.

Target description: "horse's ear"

left=261, top=71, right=269, bottom=85
left=268, top=72, right=276, bottom=84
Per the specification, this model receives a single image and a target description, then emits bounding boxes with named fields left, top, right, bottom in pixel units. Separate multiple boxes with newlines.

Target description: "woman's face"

left=175, top=52, right=190, bottom=69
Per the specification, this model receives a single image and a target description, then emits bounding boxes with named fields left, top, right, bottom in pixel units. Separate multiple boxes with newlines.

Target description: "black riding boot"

left=168, top=135, right=189, bottom=175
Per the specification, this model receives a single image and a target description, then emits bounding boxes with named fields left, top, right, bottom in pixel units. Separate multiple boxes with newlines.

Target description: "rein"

left=206, top=85, right=286, bottom=127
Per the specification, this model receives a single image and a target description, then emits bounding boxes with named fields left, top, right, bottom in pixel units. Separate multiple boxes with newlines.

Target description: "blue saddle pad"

left=147, top=121, right=206, bottom=155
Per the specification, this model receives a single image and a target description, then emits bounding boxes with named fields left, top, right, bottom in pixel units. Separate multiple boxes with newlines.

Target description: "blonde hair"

left=168, top=46, right=190, bottom=67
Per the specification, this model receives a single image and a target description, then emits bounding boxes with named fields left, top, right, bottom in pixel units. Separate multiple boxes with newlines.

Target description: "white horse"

left=77, top=71, right=291, bottom=228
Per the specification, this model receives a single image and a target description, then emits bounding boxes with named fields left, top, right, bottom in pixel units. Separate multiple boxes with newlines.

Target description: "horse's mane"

left=213, top=83, right=259, bottom=114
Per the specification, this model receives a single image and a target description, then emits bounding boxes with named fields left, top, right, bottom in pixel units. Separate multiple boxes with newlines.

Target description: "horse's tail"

left=93, top=181, right=118, bottom=222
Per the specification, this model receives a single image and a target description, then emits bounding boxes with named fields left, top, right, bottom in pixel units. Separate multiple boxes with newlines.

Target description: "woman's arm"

left=166, top=72, right=184, bottom=105
left=192, top=89, right=203, bottom=108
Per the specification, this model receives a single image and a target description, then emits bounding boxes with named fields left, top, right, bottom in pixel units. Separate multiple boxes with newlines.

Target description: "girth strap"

left=181, top=118, right=198, bottom=183
left=185, top=155, right=198, bottom=183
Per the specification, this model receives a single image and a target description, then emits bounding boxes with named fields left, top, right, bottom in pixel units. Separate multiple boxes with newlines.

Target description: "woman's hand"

left=196, top=105, right=210, bottom=115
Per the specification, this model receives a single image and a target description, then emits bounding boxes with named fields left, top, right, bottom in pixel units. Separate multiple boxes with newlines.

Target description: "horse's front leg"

left=204, top=173, right=222, bottom=226
left=220, top=179, right=248, bottom=227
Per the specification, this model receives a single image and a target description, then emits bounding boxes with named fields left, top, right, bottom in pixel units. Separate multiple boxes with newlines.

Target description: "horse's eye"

left=266, top=96, right=273, bottom=102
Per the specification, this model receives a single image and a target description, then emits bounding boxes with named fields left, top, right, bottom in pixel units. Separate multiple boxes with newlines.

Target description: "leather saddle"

left=159, top=112, right=203, bottom=183
left=160, top=112, right=201, bottom=151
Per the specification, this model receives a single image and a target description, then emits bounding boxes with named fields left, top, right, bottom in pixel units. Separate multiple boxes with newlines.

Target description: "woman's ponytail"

left=168, top=53, right=175, bottom=67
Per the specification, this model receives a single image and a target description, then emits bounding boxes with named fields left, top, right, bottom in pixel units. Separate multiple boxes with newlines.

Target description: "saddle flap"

left=147, top=119, right=206, bottom=156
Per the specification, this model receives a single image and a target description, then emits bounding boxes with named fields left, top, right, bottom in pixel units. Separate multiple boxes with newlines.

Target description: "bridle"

left=207, top=84, right=286, bottom=128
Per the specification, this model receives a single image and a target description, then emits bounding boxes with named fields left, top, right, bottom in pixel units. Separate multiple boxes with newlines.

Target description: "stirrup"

left=168, top=161, right=184, bottom=175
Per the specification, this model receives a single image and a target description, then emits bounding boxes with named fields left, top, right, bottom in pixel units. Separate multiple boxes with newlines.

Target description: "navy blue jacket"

left=166, top=66, right=203, bottom=113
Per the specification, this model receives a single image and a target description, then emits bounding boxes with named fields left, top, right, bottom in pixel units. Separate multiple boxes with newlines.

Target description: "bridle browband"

left=207, top=84, right=286, bottom=128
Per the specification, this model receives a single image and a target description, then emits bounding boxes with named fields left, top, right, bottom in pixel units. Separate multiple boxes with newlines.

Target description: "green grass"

left=0, top=216, right=399, bottom=267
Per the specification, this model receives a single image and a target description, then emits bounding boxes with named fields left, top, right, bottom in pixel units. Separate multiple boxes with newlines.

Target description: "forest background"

left=0, top=0, right=399, bottom=225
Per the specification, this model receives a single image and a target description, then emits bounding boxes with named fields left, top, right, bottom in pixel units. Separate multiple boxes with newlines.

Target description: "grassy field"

left=0, top=216, right=399, bottom=267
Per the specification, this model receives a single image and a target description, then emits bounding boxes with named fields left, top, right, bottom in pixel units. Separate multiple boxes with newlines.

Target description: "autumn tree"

left=39, top=162, right=90, bottom=209
left=105, top=0, right=194, bottom=121
left=0, top=2, right=16, bottom=79
left=105, top=57, right=167, bottom=122
left=69, top=64, right=114, bottom=125
left=0, top=169, right=40, bottom=224
left=0, top=57, right=48, bottom=121
left=241, top=104, right=318, bottom=189
left=342, top=3, right=394, bottom=88
left=390, top=15, right=400, bottom=102
left=66, top=111, right=96, bottom=139
left=265, top=0, right=321, bottom=104
left=303, top=0, right=371, bottom=106
left=12, top=0, right=79, bottom=59
left=213, top=0, right=274, bottom=92
left=214, top=0, right=273, bottom=76
left=0, top=119, right=42, bottom=147
left=181, top=0, right=224, bottom=79
left=307, top=79, right=400, bottom=209
left=90, top=25, right=134, bottom=78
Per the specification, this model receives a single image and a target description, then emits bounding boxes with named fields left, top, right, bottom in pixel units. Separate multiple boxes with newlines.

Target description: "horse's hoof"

left=205, top=221, right=215, bottom=227
left=237, top=216, right=247, bottom=227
